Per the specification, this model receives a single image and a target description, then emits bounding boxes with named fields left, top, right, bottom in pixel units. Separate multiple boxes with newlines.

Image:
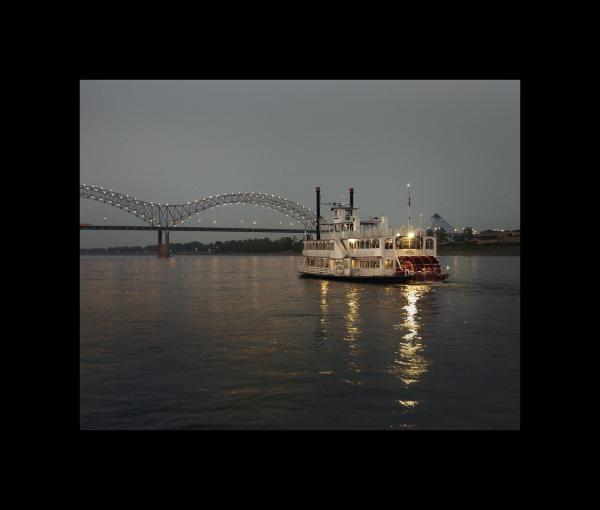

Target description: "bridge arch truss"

left=80, top=185, right=317, bottom=229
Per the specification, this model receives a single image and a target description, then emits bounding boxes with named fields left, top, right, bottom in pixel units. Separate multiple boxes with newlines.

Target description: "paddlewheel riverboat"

left=298, top=187, right=449, bottom=283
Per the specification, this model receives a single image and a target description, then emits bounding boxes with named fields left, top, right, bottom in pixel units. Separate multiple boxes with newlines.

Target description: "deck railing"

left=320, top=226, right=425, bottom=240
left=298, top=264, right=335, bottom=275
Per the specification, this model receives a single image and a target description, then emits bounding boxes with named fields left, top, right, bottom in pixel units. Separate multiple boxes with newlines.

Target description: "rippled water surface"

left=80, top=255, right=520, bottom=429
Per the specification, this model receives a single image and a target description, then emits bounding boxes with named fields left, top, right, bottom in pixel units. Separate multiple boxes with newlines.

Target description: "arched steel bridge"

left=80, top=185, right=317, bottom=230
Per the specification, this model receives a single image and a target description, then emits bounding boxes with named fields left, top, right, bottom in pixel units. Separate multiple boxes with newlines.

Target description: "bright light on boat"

left=408, top=232, right=415, bottom=239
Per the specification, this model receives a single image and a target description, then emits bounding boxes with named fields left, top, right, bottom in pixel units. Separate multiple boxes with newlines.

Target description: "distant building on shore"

left=428, top=213, right=519, bottom=245
left=429, top=213, right=454, bottom=233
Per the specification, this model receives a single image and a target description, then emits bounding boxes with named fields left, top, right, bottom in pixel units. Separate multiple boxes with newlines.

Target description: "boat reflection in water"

left=311, top=279, right=432, bottom=393
left=389, top=285, right=431, bottom=411
left=314, top=280, right=330, bottom=346
left=344, top=286, right=362, bottom=377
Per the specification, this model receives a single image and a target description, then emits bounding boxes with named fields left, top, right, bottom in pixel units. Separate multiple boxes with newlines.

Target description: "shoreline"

left=81, top=243, right=519, bottom=257
left=437, top=244, right=520, bottom=256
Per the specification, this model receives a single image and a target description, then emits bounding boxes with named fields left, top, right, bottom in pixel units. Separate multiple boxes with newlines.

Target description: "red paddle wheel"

left=396, top=255, right=446, bottom=281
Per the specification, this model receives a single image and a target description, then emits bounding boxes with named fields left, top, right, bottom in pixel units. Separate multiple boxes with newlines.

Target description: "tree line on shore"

left=80, top=237, right=304, bottom=255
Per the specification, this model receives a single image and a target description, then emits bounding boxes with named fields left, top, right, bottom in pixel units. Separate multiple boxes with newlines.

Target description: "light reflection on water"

left=390, top=285, right=431, bottom=388
left=344, top=286, right=362, bottom=376
left=319, top=280, right=329, bottom=340
left=80, top=255, right=520, bottom=429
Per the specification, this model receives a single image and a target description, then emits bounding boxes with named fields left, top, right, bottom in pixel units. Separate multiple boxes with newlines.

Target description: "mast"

left=316, top=186, right=321, bottom=240
left=407, top=183, right=411, bottom=231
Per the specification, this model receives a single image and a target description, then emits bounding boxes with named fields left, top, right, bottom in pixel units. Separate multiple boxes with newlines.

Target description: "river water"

left=80, top=255, right=520, bottom=430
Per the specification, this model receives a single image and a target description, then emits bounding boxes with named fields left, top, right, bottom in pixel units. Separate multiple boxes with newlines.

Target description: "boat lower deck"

left=299, top=272, right=422, bottom=284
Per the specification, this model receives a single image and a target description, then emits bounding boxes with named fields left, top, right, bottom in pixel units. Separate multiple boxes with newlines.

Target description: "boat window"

left=352, top=259, right=358, bottom=269
left=400, top=237, right=422, bottom=249
left=373, top=239, right=379, bottom=248
left=426, top=239, right=433, bottom=249
left=384, top=259, right=394, bottom=269
left=385, top=238, right=394, bottom=249
left=360, top=240, right=365, bottom=249
left=344, top=259, right=349, bottom=268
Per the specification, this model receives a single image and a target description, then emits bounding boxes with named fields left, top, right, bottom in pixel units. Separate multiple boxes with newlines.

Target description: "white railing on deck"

left=298, top=265, right=335, bottom=275
left=320, top=226, right=424, bottom=240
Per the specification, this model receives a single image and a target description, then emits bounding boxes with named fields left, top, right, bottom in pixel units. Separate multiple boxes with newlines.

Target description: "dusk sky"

left=80, top=80, right=519, bottom=248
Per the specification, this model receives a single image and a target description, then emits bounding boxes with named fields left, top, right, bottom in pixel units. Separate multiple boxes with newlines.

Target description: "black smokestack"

left=316, top=186, right=321, bottom=240
left=349, top=187, right=354, bottom=208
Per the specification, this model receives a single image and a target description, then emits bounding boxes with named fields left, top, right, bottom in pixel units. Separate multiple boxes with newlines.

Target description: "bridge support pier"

left=158, top=230, right=170, bottom=258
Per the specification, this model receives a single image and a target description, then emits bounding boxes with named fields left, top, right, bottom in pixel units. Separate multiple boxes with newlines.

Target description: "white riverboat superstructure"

left=298, top=187, right=449, bottom=283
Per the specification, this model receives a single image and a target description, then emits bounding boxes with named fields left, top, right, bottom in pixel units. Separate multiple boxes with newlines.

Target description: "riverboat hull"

left=298, top=271, right=448, bottom=284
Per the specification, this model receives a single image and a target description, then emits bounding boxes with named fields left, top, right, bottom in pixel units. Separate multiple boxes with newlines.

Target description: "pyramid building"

left=429, top=213, right=454, bottom=232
